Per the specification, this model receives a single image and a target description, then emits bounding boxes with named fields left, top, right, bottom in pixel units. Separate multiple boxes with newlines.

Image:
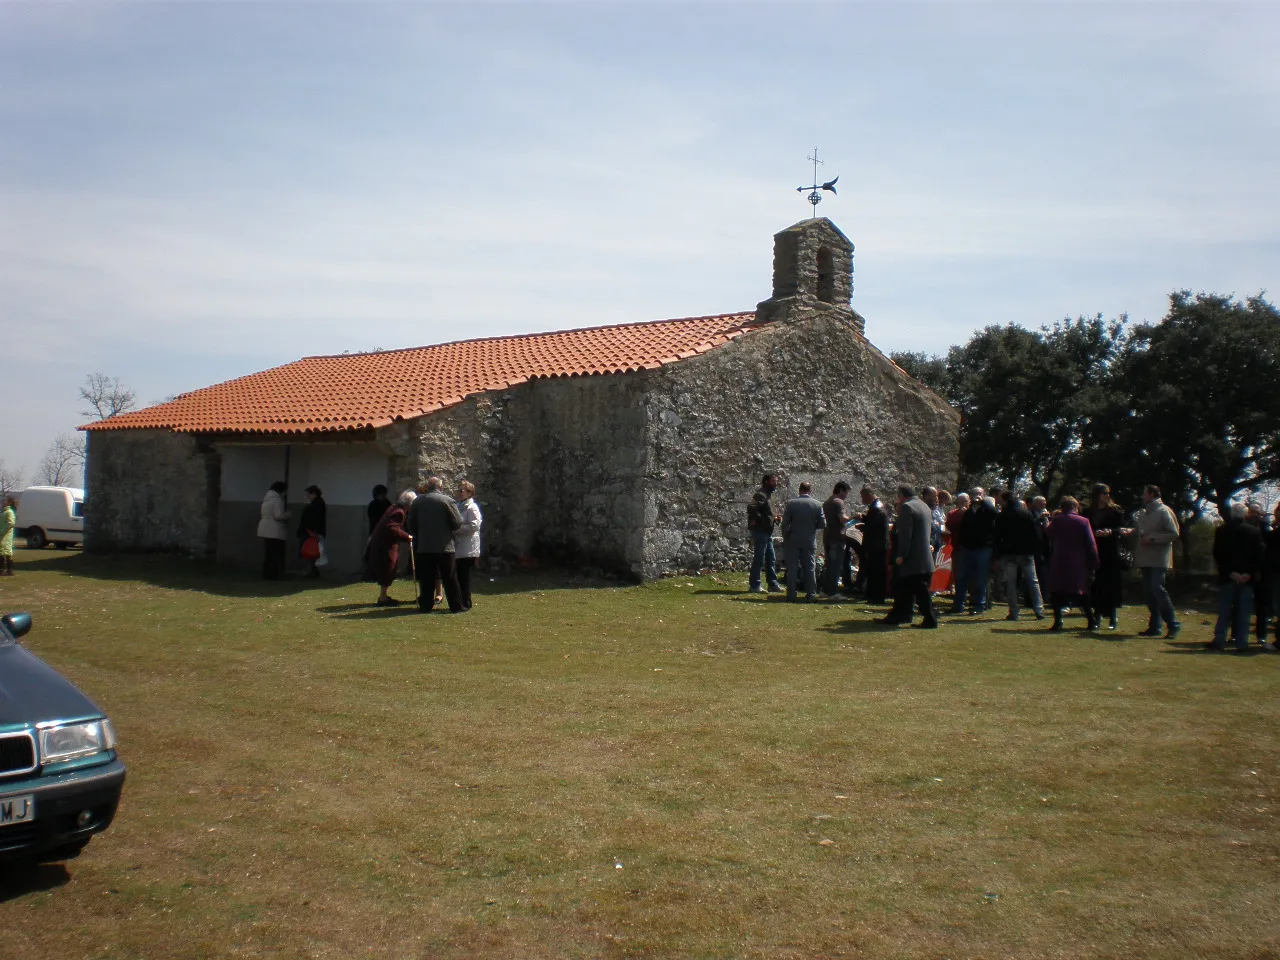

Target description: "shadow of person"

left=327, top=607, right=431, bottom=620
left=815, top=619, right=898, bottom=635
left=314, top=601, right=383, bottom=613
left=0, top=861, right=71, bottom=902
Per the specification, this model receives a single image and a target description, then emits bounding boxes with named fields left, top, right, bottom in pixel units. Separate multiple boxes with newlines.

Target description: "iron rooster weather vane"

left=797, top=147, right=838, bottom=217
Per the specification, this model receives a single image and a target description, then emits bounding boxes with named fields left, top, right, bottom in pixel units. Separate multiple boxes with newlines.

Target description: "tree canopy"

left=894, top=290, right=1277, bottom=517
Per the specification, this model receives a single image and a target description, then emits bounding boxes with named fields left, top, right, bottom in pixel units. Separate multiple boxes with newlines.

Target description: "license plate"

left=0, top=794, right=34, bottom=826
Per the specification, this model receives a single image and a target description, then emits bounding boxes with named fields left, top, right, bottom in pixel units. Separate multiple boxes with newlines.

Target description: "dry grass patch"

left=2, top=551, right=1278, bottom=959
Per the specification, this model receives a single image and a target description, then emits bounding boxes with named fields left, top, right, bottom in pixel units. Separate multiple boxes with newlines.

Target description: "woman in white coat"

left=257, top=481, right=290, bottom=579
left=453, top=480, right=483, bottom=611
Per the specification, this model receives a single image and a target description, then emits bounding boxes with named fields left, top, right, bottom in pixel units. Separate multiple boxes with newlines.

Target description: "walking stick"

left=409, top=543, right=418, bottom=603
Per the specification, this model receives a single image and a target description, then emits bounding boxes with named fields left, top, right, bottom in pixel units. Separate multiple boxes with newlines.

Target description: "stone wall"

left=635, top=311, right=959, bottom=578
left=84, top=429, right=219, bottom=556
left=378, top=374, right=651, bottom=576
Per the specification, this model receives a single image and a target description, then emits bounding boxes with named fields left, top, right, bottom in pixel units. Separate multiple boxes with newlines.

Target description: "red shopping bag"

left=930, top=543, right=953, bottom=594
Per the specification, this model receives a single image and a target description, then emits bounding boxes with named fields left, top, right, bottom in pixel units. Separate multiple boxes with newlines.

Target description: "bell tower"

left=755, top=217, right=861, bottom=332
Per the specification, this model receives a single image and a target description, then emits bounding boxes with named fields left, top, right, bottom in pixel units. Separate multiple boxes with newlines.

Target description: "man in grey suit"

left=880, top=485, right=938, bottom=628
left=404, top=476, right=465, bottom=613
left=782, top=481, right=826, bottom=601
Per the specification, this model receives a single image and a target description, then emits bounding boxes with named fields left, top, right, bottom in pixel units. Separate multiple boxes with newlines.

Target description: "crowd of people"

left=747, top=473, right=1280, bottom=649
left=257, top=476, right=483, bottom=614
left=251, top=468, right=1280, bottom=643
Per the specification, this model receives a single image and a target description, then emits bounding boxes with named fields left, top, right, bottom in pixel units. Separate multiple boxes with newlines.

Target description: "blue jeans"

left=953, top=547, right=992, bottom=611
left=1000, top=554, right=1044, bottom=618
left=1141, top=567, right=1179, bottom=632
left=1213, top=580, right=1253, bottom=650
left=750, top=530, right=779, bottom=590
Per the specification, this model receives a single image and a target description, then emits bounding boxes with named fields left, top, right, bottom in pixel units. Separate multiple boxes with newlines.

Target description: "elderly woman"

left=366, top=490, right=416, bottom=606
left=1046, top=496, right=1100, bottom=632
left=0, top=496, right=17, bottom=577
left=453, top=480, right=483, bottom=611
left=257, top=481, right=290, bottom=580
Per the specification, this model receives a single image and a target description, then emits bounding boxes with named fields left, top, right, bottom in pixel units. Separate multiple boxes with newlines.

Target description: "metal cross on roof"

left=796, top=147, right=838, bottom=217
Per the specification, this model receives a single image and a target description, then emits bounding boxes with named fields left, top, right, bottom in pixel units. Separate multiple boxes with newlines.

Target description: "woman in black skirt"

left=1085, top=483, right=1130, bottom=630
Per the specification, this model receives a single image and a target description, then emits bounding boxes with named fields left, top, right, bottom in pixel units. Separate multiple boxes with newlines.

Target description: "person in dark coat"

left=821, top=482, right=851, bottom=598
left=880, top=486, right=937, bottom=628
left=1209, top=502, right=1266, bottom=652
left=1084, top=483, right=1130, bottom=631
left=1264, top=504, right=1280, bottom=650
left=367, top=485, right=392, bottom=534
left=856, top=487, right=890, bottom=604
left=1046, top=496, right=1100, bottom=631
left=952, top=489, right=997, bottom=614
left=994, top=490, right=1045, bottom=621
left=297, top=485, right=327, bottom=578
left=404, top=476, right=464, bottom=613
left=1246, top=502, right=1273, bottom=646
left=366, top=490, right=415, bottom=606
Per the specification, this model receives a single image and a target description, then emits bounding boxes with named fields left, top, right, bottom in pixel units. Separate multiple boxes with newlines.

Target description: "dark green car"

left=0, top=612, right=126, bottom=862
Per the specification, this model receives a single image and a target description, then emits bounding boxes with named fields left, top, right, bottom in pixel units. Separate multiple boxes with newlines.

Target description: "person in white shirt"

left=453, top=480, right=484, bottom=611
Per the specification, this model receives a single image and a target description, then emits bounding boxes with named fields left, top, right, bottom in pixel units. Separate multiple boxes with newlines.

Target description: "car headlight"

left=40, top=719, right=117, bottom=763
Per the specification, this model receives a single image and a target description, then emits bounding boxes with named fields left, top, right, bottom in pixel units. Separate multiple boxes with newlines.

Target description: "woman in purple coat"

left=1047, top=496, right=1101, bottom=632
left=365, top=490, right=415, bottom=606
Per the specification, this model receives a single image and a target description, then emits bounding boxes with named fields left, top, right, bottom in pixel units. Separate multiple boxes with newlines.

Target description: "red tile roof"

left=83, top=312, right=763, bottom=436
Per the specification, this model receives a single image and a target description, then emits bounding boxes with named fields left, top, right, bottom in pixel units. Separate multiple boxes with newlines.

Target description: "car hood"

left=0, top=643, right=104, bottom=726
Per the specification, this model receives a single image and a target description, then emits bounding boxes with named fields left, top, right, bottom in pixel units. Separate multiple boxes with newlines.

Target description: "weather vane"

left=796, top=147, right=838, bottom=217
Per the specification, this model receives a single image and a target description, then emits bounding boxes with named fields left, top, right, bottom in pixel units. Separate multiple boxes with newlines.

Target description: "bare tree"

left=0, top=459, right=25, bottom=498
left=79, top=372, right=137, bottom=421
left=36, top=433, right=85, bottom=486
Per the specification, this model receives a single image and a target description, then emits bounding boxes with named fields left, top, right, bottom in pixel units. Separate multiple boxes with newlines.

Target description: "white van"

left=17, top=487, right=85, bottom=549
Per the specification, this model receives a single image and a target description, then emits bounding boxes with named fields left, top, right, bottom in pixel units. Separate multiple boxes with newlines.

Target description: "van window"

left=73, top=501, right=85, bottom=519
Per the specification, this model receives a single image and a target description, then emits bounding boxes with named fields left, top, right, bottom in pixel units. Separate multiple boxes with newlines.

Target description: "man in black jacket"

left=994, top=491, right=1046, bottom=621
left=1209, top=502, right=1266, bottom=652
left=951, top=489, right=997, bottom=614
left=857, top=487, right=890, bottom=604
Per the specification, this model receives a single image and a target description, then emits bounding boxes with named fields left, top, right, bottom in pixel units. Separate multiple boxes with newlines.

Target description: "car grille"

left=0, top=732, right=37, bottom=777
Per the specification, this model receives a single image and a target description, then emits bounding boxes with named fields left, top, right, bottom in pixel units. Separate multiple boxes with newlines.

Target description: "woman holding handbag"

left=297, top=485, right=327, bottom=578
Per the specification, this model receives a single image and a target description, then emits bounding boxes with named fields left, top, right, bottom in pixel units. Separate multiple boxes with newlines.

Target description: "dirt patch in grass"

left=3, top=552, right=1278, bottom=959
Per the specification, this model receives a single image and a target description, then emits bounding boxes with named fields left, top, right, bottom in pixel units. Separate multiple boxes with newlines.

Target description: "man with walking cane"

left=404, top=477, right=466, bottom=613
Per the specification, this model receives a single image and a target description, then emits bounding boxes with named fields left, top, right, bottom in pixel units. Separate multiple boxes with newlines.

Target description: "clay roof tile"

left=84, top=311, right=760, bottom=436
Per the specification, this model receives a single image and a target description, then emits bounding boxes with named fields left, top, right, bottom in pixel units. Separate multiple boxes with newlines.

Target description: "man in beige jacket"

left=1134, top=484, right=1182, bottom=637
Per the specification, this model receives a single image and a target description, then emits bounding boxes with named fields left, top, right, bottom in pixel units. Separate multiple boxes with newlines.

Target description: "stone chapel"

left=82, top=217, right=959, bottom=579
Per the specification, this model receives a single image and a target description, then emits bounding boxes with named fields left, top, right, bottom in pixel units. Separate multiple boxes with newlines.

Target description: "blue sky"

left=2, top=2, right=1277, bottom=482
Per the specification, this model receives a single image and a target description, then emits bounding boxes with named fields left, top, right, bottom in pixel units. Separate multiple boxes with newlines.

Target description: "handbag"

left=300, top=535, right=321, bottom=561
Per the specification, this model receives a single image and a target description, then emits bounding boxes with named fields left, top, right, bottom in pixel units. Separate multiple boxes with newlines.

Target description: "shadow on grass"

left=0, top=861, right=70, bottom=902
left=14, top=552, right=338, bottom=599
left=328, top=607, right=464, bottom=620
left=817, top=619, right=913, bottom=635
left=1161, top=641, right=1271, bottom=656
left=13, top=552, right=630, bottom=601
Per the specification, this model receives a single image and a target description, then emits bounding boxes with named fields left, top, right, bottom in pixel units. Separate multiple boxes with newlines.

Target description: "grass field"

left=2, top=550, right=1278, bottom=960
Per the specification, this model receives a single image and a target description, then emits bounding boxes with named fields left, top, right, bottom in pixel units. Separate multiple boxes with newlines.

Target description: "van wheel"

left=26, top=528, right=46, bottom=549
